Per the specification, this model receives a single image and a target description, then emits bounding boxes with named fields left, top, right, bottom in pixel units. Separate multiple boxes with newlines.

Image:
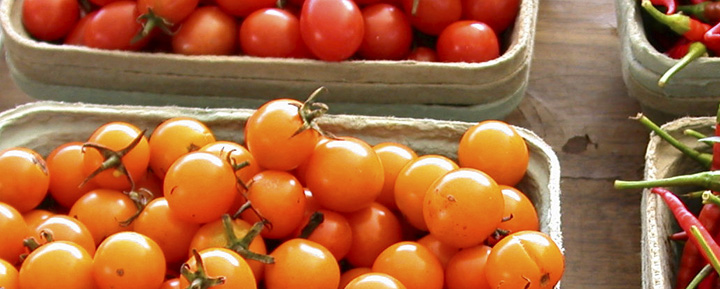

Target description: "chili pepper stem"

left=632, top=113, right=712, bottom=168
left=659, top=42, right=707, bottom=87
left=686, top=264, right=714, bottom=289
left=614, top=170, right=720, bottom=191
left=642, top=0, right=691, bottom=35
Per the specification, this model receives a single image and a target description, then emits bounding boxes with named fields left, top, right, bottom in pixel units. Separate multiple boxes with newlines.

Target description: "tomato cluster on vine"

left=0, top=89, right=563, bottom=289
left=21, top=0, right=520, bottom=62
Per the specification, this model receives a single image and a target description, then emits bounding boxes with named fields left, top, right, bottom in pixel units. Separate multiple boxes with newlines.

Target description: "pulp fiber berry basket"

left=0, top=0, right=538, bottom=122
left=616, top=0, right=720, bottom=123
left=0, top=101, right=563, bottom=287
left=641, top=116, right=715, bottom=289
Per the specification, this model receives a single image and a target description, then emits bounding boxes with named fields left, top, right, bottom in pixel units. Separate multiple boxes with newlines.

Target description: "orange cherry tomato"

left=416, top=233, right=460, bottom=269
left=394, top=155, right=458, bottom=231
left=68, top=188, right=138, bottom=245
left=164, top=151, right=238, bottom=223
left=0, top=147, right=50, bottom=213
left=188, top=216, right=268, bottom=282
left=18, top=241, right=94, bottom=289
left=305, top=137, right=384, bottom=213
left=338, top=267, right=373, bottom=289
left=294, top=208, right=353, bottom=260
left=344, top=202, right=403, bottom=268
left=444, top=244, right=492, bottom=289
left=82, top=121, right=150, bottom=191
left=371, top=241, right=444, bottom=289
left=344, top=272, right=408, bottom=289
left=0, top=258, right=19, bottom=289
left=92, top=232, right=166, bottom=289
left=34, top=215, right=97, bottom=256
left=487, top=185, right=539, bottom=245
left=46, top=142, right=99, bottom=208
left=0, top=202, right=31, bottom=265
left=149, top=117, right=216, bottom=179
left=264, top=238, right=340, bottom=289
left=240, top=170, right=306, bottom=240
left=200, top=140, right=263, bottom=214
left=133, top=197, right=201, bottom=264
left=244, top=97, right=323, bottom=171
left=423, top=168, right=504, bottom=248
left=22, top=209, right=54, bottom=232
left=372, top=142, right=418, bottom=211
left=485, top=231, right=565, bottom=289
left=457, top=120, right=528, bottom=186
left=180, top=247, right=258, bottom=289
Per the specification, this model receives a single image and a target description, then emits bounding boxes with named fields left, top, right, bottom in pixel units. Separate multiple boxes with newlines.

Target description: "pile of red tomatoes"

left=21, top=0, right=521, bottom=62
left=0, top=92, right=564, bottom=289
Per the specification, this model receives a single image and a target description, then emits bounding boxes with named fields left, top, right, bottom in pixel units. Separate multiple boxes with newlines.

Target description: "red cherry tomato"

left=358, top=3, right=413, bottom=60
left=21, top=0, right=79, bottom=42
left=300, top=0, right=365, bottom=61
left=137, top=0, right=199, bottom=26
left=64, top=11, right=97, bottom=46
left=462, top=0, right=520, bottom=34
left=240, top=8, right=308, bottom=58
left=401, top=0, right=461, bottom=36
left=436, top=21, right=500, bottom=63
left=171, top=6, right=238, bottom=55
left=215, top=0, right=276, bottom=17
left=407, top=46, right=437, bottom=61
left=84, top=1, right=152, bottom=51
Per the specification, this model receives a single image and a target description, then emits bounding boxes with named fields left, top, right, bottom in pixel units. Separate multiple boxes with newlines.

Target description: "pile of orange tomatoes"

left=0, top=92, right=564, bottom=289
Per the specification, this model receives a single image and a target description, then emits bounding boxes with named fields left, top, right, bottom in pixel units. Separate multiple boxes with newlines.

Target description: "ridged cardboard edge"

left=0, top=101, right=563, bottom=288
left=0, top=0, right=537, bottom=106
left=642, top=116, right=714, bottom=289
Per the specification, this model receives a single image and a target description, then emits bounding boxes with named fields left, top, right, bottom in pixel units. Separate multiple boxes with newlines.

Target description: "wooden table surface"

left=0, top=0, right=656, bottom=287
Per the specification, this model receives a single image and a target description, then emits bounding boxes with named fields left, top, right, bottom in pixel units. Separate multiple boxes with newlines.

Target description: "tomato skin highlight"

left=300, top=0, right=365, bottom=61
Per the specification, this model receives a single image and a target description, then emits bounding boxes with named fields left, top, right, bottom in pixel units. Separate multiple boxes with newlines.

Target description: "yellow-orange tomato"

left=416, top=233, right=460, bottom=269
left=0, top=258, right=19, bottom=289
left=344, top=202, right=403, bottom=268
left=372, top=142, right=418, bottom=211
left=338, top=267, right=373, bottom=289
left=133, top=197, right=201, bottom=264
left=240, top=170, right=306, bottom=240
left=293, top=208, right=353, bottom=260
left=149, top=117, right=216, bottom=180
left=485, top=231, right=565, bottom=289
left=199, top=140, right=262, bottom=214
left=457, top=120, right=528, bottom=186
left=487, top=185, right=539, bottom=245
left=92, top=232, right=166, bottom=289
left=0, top=147, right=50, bottom=213
left=34, top=215, right=97, bottom=256
left=19, top=241, right=94, bottom=289
left=22, top=209, right=54, bottom=233
left=68, top=188, right=137, bottom=245
left=180, top=247, right=258, bottom=289
left=46, top=142, right=99, bottom=208
left=444, top=244, right=492, bottom=289
left=423, top=168, right=504, bottom=248
left=264, top=238, right=340, bottom=289
left=394, top=155, right=458, bottom=231
left=371, top=241, right=444, bottom=289
left=0, top=202, right=31, bottom=265
left=304, top=137, right=385, bottom=213
left=82, top=121, right=150, bottom=191
left=344, top=272, right=408, bottom=289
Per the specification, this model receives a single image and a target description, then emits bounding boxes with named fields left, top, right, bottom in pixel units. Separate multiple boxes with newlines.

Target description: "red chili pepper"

left=676, top=204, right=720, bottom=289
left=651, top=187, right=720, bottom=275
left=704, top=22, right=720, bottom=55
left=665, top=38, right=692, bottom=59
left=677, top=1, right=720, bottom=25
left=643, top=0, right=712, bottom=42
left=651, top=0, right=678, bottom=14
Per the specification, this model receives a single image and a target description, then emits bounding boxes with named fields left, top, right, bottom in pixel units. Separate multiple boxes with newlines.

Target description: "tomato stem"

left=293, top=87, right=331, bottom=138
left=181, top=249, right=226, bottom=289
left=133, top=8, right=174, bottom=44
left=80, top=129, right=147, bottom=192
left=220, top=214, right=275, bottom=264
left=632, top=113, right=712, bottom=169
left=298, top=211, right=325, bottom=239
left=119, top=188, right=154, bottom=227
left=690, top=225, right=720, bottom=276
